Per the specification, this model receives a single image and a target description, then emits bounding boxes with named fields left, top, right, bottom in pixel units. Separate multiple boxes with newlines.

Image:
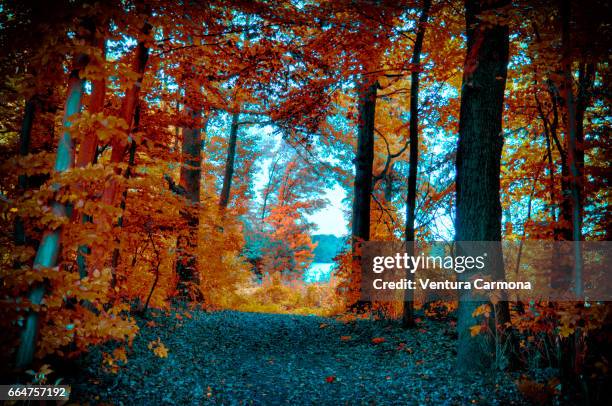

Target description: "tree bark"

left=455, top=0, right=511, bottom=372
left=403, top=0, right=431, bottom=329
left=175, top=119, right=202, bottom=296
left=14, top=98, right=36, bottom=248
left=76, top=35, right=106, bottom=278
left=352, top=81, right=376, bottom=245
left=95, top=16, right=150, bottom=272
left=351, top=78, right=377, bottom=308
left=219, top=112, right=240, bottom=208
left=15, top=31, right=92, bottom=368
left=559, top=0, right=588, bottom=397
left=561, top=0, right=583, bottom=296
left=75, top=36, right=106, bottom=168
left=575, top=63, right=594, bottom=202
left=110, top=105, right=140, bottom=285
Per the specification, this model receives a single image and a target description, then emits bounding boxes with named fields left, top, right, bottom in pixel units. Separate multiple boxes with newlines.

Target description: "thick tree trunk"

left=176, top=121, right=202, bottom=296
left=352, top=81, right=376, bottom=244
left=403, top=0, right=431, bottom=329
left=351, top=78, right=377, bottom=308
left=15, top=44, right=90, bottom=368
left=179, top=127, right=202, bottom=203
left=455, top=0, right=511, bottom=372
left=219, top=112, right=240, bottom=208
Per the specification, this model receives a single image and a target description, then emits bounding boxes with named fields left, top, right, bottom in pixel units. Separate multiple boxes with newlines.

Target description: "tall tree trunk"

left=351, top=78, right=377, bottom=308
left=403, top=0, right=431, bottom=329
left=95, top=16, right=150, bottom=273
left=455, top=0, right=511, bottom=372
left=175, top=119, right=202, bottom=297
left=219, top=112, right=240, bottom=208
left=575, top=63, right=594, bottom=204
left=15, top=35, right=92, bottom=368
left=75, top=37, right=106, bottom=168
left=14, top=98, right=36, bottom=248
left=561, top=0, right=583, bottom=295
left=76, top=35, right=106, bottom=278
left=110, top=105, right=140, bottom=284
left=559, top=0, right=588, bottom=397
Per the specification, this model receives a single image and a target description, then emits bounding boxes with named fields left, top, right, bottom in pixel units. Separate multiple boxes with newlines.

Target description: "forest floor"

left=68, top=309, right=527, bottom=405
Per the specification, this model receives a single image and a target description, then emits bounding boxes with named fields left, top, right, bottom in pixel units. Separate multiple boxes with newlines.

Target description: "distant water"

left=303, top=262, right=335, bottom=283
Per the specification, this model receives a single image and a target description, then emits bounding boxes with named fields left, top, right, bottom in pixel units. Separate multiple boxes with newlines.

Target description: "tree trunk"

left=455, top=0, right=511, bottom=372
left=110, top=105, right=140, bottom=284
left=219, top=112, right=240, bottom=208
left=175, top=120, right=202, bottom=296
left=561, top=0, right=583, bottom=295
left=351, top=78, right=377, bottom=308
left=75, top=37, right=106, bottom=168
left=575, top=63, right=594, bottom=207
left=95, top=17, right=150, bottom=272
left=76, top=35, right=106, bottom=278
left=15, top=39, right=91, bottom=368
left=352, top=81, right=377, bottom=245
left=14, top=98, right=36, bottom=248
left=403, top=0, right=431, bottom=329
left=559, top=0, right=587, bottom=397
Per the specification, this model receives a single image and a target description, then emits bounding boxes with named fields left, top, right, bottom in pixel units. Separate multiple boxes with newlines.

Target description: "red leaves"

left=325, top=375, right=336, bottom=383
left=371, top=337, right=386, bottom=344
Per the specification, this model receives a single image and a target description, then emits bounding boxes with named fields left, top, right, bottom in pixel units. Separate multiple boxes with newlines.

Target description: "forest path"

left=70, top=310, right=524, bottom=405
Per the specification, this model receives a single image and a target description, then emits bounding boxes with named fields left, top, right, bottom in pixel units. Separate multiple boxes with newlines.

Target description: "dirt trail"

left=69, top=310, right=525, bottom=405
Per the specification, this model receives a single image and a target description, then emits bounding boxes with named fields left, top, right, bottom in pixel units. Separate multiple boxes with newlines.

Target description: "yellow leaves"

left=39, top=364, right=53, bottom=376
left=81, top=64, right=107, bottom=82
left=103, top=347, right=128, bottom=374
left=9, top=245, right=36, bottom=264
left=148, top=338, right=169, bottom=358
left=448, top=72, right=463, bottom=90
left=72, top=112, right=129, bottom=144
left=558, top=324, right=574, bottom=338
left=113, top=347, right=128, bottom=363
left=470, top=325, right=482, bottom=337
left=472, top=304, right=491, bottom=318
